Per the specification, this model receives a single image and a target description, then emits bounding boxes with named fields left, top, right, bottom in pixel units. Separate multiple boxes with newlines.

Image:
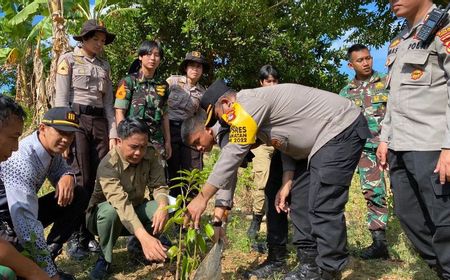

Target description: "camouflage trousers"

left=0, top=266, right=15, bottom=280
left=358, top=148, right=388, bottom=231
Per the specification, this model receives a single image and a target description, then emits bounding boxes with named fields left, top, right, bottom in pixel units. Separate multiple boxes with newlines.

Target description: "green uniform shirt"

left=114, top=71, right=169, bottom=148
left=87, top=146, right=168, bottom=234
left=339, top=71, right=388, bottom=148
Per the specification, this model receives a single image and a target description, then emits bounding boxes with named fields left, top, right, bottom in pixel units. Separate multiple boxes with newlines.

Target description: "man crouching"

left=86, top=117, right=169, bottom=280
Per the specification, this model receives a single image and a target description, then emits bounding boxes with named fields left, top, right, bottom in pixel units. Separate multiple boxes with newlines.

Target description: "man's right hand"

left=135, top=227, right=167, bottom=262
left=376, top=141, right=389, bottom=171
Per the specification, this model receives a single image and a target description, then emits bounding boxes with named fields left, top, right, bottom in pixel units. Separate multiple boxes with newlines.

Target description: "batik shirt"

left=0, top=132, right=72, bottom=277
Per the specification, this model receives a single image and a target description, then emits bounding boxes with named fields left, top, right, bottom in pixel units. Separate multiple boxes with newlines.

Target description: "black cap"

left=41, top=107, right=80, bottom=132
left=180, top=51, right=210, bottom=74
left=200, top=79, right=233, bottom=127
left=73, top=19, right=116, bottom=45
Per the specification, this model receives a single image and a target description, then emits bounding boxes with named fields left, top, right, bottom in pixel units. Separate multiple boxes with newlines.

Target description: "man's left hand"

left=435, top=149, right=450, bottom=184
left=152, top=206, right=169, bottom=235
left=55, top=175, right=75, bottom=207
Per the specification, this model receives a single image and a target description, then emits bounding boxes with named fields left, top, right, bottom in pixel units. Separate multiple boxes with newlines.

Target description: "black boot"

left=284, top=249, right=320, bottom=280
left=247, top=214, right=264, bottom=240
left=360, top=230, right=389, bottom=260
left=244, top=245, right=287, bottom=279
left=319, top=269, right=342, bottom=280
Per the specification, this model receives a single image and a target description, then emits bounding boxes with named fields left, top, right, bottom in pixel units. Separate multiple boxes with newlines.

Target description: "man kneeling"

left=86, top=117, right=169, bottom=280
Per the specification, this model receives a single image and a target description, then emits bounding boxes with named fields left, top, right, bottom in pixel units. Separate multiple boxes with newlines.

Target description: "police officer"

left=184, top=80, right=371, bottom=280
left=247, top=65, right=279, bottom=243
left=115, top=40, right=170, bottom=169
left=166, top=51, right=209, bottom=198
left=55, top=19, right=117, bottom=259
left=339, top=44, right=389, bottom=260
left=377, top=1, right=450, bottom=279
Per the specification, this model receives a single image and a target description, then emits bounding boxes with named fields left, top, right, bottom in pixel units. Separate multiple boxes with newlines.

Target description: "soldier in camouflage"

left=115, top=40, right=171, bottom=168
left=339, top=44, right=389, bottom=260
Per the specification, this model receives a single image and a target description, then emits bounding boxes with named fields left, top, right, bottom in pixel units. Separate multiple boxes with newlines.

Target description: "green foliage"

left=21, top=231, right=49, bottom=268
left=164, top=169, right=213, bottom=280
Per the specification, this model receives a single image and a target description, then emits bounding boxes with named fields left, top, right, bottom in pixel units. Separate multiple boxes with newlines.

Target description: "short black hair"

left=117, top=117, right=149, bottom=140
left=259, top=65, right=280, bottom=82
left=137, top=40, right=164, bottom=60
left=0, top=95, right=26, bottom=128
left=347, top=44, right=369, bottom=60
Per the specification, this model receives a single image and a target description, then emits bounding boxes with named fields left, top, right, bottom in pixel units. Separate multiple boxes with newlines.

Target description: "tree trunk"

left=45, top=0, right=71, bottom=108
left=33, top=42, right=47, bottom=125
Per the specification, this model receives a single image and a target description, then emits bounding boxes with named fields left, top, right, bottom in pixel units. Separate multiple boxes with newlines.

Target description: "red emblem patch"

left=411, top=69, right=424, bottom=80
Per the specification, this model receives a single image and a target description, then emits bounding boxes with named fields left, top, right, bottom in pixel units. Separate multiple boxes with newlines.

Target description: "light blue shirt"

left=0, top=132, right=71, bottom=277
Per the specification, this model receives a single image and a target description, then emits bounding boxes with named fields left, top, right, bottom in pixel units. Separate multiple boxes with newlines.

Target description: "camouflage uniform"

left=114, top=70, right=169, bottom=166
left=339, top=71, right=388, bottom=231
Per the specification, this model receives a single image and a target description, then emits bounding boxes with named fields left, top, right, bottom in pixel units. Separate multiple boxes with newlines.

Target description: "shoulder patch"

left=389, top=38, right=401, bottom=49
left=437, top=27, right=450, bottom=53
left=116, top=82, right=127, bottom=100
left=155, top=84, right=167, bottom=97
left=224, top=103, right=258, bottom=145
left=57, top=59, right=69, bottom=75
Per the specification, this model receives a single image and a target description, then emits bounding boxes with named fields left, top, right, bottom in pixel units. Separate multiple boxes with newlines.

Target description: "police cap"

left=42, top=107, right=80, bottom=132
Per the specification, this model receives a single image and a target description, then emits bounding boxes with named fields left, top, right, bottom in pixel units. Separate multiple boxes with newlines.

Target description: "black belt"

left=170, top=120, right=183, bottom=127
left=72, top=103, right=104, bottom=117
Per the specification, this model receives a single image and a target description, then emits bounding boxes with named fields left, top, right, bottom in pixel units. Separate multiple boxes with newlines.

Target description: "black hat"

left=73, top=19, right=116, bottom=45
left=180, top=51, right=210, bottom=74
left=200, top=79, right=233, bottom=127
left=41, top=107, right=80, bottom=132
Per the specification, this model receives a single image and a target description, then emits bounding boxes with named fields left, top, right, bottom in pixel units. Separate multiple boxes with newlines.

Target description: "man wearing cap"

left=166, top=51, right=209, bottom=198
left=55, top=19, right=117, bottom=259
left=0, top=107, right=89, bottom=279
left=184, top=80, right=371, bottom=280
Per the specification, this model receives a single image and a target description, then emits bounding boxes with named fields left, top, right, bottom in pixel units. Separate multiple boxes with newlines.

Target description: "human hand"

left=136, top=228, right=167, bottom=262
left=152, top=206, right=169, bottom=235
left=434, top=149, right=450, bottom=184
left=376, top=142, right=389, bottom=171
left=183, top=194, right=208, bottom=229
left=164, top=142, right=172, bottom=160
left=55, top=175, right=74, bottom=207
left=275, top=182, right=292, bottom=214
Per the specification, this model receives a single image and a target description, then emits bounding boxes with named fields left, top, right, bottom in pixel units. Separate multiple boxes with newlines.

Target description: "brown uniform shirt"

left=55, top=46, right=117, bottom=138
left=166, top=75, right=206, bottom=121
left=87, top=146, right=168, bottom=234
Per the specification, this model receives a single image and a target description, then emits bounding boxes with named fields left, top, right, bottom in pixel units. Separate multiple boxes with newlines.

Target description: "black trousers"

left=264, top=150, right=288, bottom=247
left=388, top=150, right=450, bottom=278
left=290, top=114, right=368, bottom=272
left=38, top=186, right=89, bottom=245
left=167, top=121, right=203, bottom=198
left=68, top=113, right=109, bottom=243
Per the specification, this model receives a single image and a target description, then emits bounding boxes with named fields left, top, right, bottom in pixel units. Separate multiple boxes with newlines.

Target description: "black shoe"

left=88, top=239, right=101, bottom=253
left=89, top=256, right=111, bottom=280
left=66, top=239, right=90, bottom=261
left=244, top=245, right=287, bottom=279
left=284, top=249, right=320, bottom=280
left=247, top=214, right=264, bottom=240
left=360, top=230, right=389, bottom=260
left=58, top=270, right=76, bottom=280
left=319, top=269, right=342, bottom=280
left=48, top=243, right=63, bottom=261
left=250, top=241, right=267, bottom=253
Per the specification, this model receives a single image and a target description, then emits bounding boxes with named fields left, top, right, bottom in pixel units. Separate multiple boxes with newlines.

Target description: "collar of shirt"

left=179, top=75, right=205, bottom=92
left=29, top=131, right=53, bottom=169
left=136, top=70, right=157, bottom=83
left=402, top=4, right=436, bottom=39
left=73, top=46, right=98, bottom=63
left=349, top=71, right=381, bottom=89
